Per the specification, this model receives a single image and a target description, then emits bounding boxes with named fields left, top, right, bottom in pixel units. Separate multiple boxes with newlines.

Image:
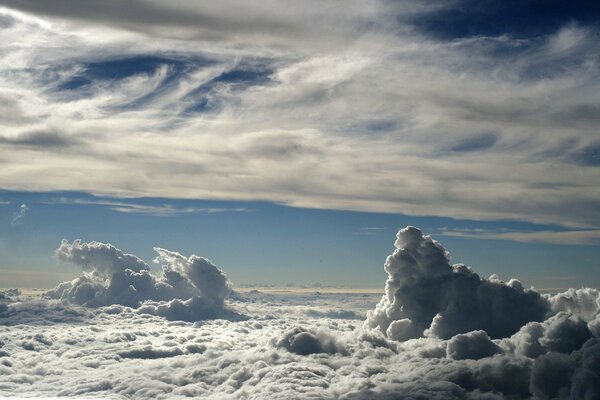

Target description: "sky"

left=3, top=3, right=600, bottom=399
left=0, top=0, right=599, bottom=289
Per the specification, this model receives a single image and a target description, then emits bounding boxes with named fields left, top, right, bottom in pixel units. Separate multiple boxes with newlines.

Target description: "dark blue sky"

left=409, top=0, right=600, bottom=39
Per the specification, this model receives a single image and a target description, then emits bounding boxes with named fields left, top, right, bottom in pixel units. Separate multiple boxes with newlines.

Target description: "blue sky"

left=0, top=1, right=598, bottom=289
left=1, top=190, right=599, bottom=289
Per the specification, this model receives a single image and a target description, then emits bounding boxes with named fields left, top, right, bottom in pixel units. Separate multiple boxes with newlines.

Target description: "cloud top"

left=47, top=239, right=234, bottom=319
left=365, top=226, right=549, bottom=340
left=3, top=227, right=600, bottom=398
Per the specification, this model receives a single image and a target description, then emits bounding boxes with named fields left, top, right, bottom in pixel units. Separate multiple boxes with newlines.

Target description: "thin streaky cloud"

left=441, top=228, right=600, bottom=245
left=10, top=203, right=28, bottom=226
left=0, top=4, right=597, bottom=228
left=47, top=197, right=253, bottom=216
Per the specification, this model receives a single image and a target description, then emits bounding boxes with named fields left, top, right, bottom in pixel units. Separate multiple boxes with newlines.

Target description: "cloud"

left=274, top=326, right=348, bottom=356
left=446, top=330, right=502, bottom=360
left=0, top=3, right=597, bottom=230
left=55, top=239, right=150, bottom=276
left=152, top=247, right=232, bottom=307
left=49, top=197, right=253, bottom=216
left=0, top=130, right=79, bottom=149
left=46, top=239, right=236, bottom=320
left=10, top=203, right=28, bottom=226
left=529, top=339, right=600, bottom=400
left=364, top=226, right=549, bottom=340
left=3, top=227, right=600, bottom=398
left=441, top=227, right=600, bottom=245
left=503, top=312, right=593, bottom=358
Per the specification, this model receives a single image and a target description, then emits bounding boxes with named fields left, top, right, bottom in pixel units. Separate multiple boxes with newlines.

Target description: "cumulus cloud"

left=46, top=239, right=235, bottom=320
left=504, top=312, right=593, bottom=358
left=274, top=326, right=348, bottom=356
left=529, top=339, right=600, bottom=400
left=3, top=227, right=600, bottom=398
left=365, top=226, right=549, bottom=340
left=446, top=330, right=502, bottom=360
left=55, top=239, right=150, bottom=276
left=153, top=247, right=231, bottom=307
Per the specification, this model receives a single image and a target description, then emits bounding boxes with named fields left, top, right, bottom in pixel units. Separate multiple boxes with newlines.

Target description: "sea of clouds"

left=1, top=227, right=600, bottom=399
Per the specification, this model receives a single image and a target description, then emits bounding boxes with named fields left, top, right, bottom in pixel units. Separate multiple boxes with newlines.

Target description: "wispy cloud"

left=0, top=3, right=598, bottom=229
left=353, top=227, right=385, bottom=235
left=440, top=227, right=600, bottom=245
left=49, top=198, right=252, bottom=216
left=11, top=203, right=28, bottom=225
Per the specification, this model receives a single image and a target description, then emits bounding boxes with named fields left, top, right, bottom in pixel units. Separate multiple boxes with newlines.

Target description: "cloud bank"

left=2, top=227, right=600, bottom=398
left=0, top=2, right=598, bottom=229
left=46, top=239, right=235, bottom=320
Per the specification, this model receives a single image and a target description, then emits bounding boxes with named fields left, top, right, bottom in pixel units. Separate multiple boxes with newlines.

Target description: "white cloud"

left=2, top=227, right=600, bottom=398
left=440, top=227, right=600, bottom=245
left=0, top=4, right=597, bottom=228
left=47, top=239, right=234, bottom=317
left=364, top=227, right=548, bottom=340
left=48, top=197, right=253, bottom=216
left=10, top=203, right=27, bottom=226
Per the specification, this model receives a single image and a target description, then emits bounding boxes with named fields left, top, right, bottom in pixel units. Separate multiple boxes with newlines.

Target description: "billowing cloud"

left=446, top=330, right=502, bottom=360
left=46, top=239, right=235, bottom=319
left=364, top=226, right=548, bottom=340
left=3, top=227, right=600, bottom=398
left=274, top=326, right=348, bottom=356
left=55, top=239, right=150, bottom=276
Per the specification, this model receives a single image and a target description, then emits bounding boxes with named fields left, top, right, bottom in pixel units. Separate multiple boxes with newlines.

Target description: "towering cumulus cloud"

left=365, top=226, right=549, bottom=340
left=46, top=239, right=234, bottom=320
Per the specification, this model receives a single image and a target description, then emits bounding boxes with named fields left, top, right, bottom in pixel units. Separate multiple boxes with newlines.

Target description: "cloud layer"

left=2, top=227, right=600, bottom=398
left=0, top=2, right=598, bottom=229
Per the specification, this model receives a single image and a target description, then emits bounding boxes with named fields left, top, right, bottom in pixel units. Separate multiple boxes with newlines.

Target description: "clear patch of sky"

left=0, top=190, right=598, bottom=289
left=407, top=0, right=600, bottom=40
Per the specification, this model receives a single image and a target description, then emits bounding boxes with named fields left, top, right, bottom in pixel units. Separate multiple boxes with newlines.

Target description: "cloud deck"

left=2, top=227, right=600, bottom=398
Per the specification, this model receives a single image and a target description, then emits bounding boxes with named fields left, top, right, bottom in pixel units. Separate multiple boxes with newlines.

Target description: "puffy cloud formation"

left=56, top=239, right=150, bottom=276
left=365, top=226, right=549, bottom=340
left=530, top=339, right=600, bottom=400
left=504, top=312, right=593, bottom=358
left=446, top=330, right=502, bottom=360
left=0, top=289, right=20, bottom=302
left=3, top=228, right=600, bottom=398
left=274, top=326, right=348, bottom=356
left=46, top=240, right=233, bottom=319
left=153, top=247, right=231, bottom=308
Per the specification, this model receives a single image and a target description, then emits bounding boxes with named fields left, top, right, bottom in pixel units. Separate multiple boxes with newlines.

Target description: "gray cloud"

left=1, top=275, right=600, bottom=398
left=50, top=197, right=252, bottom=216
left=446, top=330, right=502, bottom=360
left=440, top=227, right=600, bottom=245
left=4, top=236, right=600, bottom=399
left=0, top=4, right=597, bottom=229
left=55, top=239, right=150, bottom=276
left=364, top=226, right=549, bottom=340
left=47, top=239, right=235, bottom=320
left=274, top=326, right=348, bottom=356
